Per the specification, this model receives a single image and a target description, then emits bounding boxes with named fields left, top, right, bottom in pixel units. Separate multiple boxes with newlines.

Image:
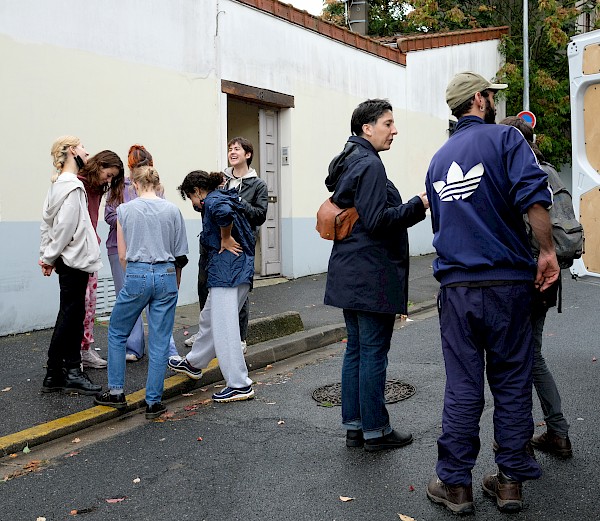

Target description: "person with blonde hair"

left=104, top=144, right=182, bottom=363
left=95, top=165, right=188, bottom=419
left=39, top=135, right=103, bottom=395
left=78, top=150, right=123, bottom=369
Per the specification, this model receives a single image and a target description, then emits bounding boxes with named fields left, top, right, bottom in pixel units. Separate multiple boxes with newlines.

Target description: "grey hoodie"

left=40, top=172, right=102, bottom=273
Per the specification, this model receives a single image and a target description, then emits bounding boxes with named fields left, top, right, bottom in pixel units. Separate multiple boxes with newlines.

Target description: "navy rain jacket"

left=201, top=189, right=255, bottom=288
left=324, top=136, right=427, bottom=315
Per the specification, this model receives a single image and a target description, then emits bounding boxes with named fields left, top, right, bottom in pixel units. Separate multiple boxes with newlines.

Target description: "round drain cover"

left=312, top=380, right=415, bottom=406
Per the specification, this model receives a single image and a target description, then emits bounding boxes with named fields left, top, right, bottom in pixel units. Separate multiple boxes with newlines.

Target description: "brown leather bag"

left=316, top=197, right=359, bottom=240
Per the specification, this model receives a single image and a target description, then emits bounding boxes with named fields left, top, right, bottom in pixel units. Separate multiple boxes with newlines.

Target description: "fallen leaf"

left=133, top=477, right=141, bottom=483
left=181, top=393, right=194, bottom=397
left=70, top=510, right=78, bottom=515
left=1, top=387, right=11, bottom=392
left=339, top=496, right=354, bottom=502
left=23, top=460, right=42, bottom=471
left=65, top=451, right=80, bottom=458
left=199, top=387, right=208, bottom=392
left=277, top=420, right=285, bottom=425
left=183, top=330, right=189, bottom=336
left=8, top=454, right=17, bottom=459
left=398, top=515, right=416, bottom=521
left=71, top=437, right=81, bottom=444
left=408, top=485, right=415, bottom=492
left=341, top=338, right=348, bottom=343
left=265, top=364, right=273, bottom=369
left=197, top=437, right=203, bottom=441
left=184, top=405, right=198, bottom=411
left=22, top=445, right=31, bottom=454
left=105, top=497, right=126, bottom=504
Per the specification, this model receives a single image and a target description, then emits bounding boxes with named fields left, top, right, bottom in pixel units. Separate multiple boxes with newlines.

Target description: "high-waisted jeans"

left=107, top=262, right=178, bottom=405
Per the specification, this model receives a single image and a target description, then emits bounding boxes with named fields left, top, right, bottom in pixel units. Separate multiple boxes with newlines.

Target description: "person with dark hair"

left=78, top=150, right=123, bottom=369
left=94, top=165, right=188, bottom=419
left=425, top=72, right=559, bottom=515
left=170, top=170, right=256, bottom=403
left=185, top=137, right=268, bottom=354
left=500, top=116, right=572, bottom=459
left=39, top=136, right=102, bottom=395
left=324, top=99, right=428, bottom=452
left=105, top=144, right=182, bottom=363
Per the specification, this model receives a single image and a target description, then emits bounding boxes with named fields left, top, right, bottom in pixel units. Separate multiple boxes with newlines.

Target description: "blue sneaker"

left=212, top=385, right=255, bottom=403
left=167, top=357, right=203, bottom=380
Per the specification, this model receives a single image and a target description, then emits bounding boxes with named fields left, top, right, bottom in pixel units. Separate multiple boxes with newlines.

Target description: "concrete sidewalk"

left=0, top=254, right=439, bottom=456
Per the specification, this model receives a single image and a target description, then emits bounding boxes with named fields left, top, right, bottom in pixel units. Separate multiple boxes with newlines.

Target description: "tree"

left=323, top=0, right=600, bottom=167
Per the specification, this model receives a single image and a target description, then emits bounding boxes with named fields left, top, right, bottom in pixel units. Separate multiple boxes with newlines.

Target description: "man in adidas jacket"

left=424, top=72, right=559, bottom=515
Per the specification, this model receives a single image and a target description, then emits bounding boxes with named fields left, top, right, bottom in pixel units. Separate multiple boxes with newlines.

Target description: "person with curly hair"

left=169, top=170, right=255, bottom=403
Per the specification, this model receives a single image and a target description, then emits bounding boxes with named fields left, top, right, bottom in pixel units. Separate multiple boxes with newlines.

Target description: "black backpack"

left=525, top=162, right=584, bottom=269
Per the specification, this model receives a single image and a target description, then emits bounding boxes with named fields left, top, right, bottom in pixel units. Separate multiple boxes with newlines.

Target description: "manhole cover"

left=312, top=380, right=416, bottom=407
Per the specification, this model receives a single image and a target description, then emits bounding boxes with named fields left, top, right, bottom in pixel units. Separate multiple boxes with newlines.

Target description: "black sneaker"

left=167, top=357, right=203, bottom=380
left=63, top=367, right=102, bottom=395
left=94, top=390, right=127, bottom=410
left=145, top=402, right=167, bottom=419
left=364, top=429, right=413, bottom=452
left=212, top=386, right=255, bottom=402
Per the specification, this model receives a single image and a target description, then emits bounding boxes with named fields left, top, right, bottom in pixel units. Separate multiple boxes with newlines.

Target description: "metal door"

left=259, top=109, right=281, bottom=275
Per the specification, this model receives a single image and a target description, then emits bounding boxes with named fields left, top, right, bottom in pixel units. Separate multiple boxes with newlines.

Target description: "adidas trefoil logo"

left=433, top=162, right=484, bottom=201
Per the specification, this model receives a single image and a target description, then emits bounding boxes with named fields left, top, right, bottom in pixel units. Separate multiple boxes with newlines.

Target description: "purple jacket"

left=104, top=178, right=138, bottom=256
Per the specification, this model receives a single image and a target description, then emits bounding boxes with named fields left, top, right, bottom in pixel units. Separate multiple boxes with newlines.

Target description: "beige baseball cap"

left=446, top=71, right=508, bottom=110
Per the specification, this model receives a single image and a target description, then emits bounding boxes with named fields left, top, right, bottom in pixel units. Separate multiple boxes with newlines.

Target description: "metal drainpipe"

left=523, top=0, right=530, bottom=111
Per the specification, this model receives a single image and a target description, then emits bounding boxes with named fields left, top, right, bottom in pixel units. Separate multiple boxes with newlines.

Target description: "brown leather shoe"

left=426, top=475, right=474, bottom=515
left=531, top=430, right=573, bottom=458
left=482, top=470, right=523, bottom=513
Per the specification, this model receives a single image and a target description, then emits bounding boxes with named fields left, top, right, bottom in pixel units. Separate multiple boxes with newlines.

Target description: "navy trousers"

left=436, top=283, right=542, bottom=485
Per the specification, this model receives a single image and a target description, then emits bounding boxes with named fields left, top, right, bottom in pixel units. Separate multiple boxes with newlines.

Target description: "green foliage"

left=322, top=0, right=600, bottom=167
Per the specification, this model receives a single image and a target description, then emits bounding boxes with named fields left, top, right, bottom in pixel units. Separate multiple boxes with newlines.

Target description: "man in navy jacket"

left=424, top=72, right=559, bottom=515
left=324, top=99, right=428, bottom=452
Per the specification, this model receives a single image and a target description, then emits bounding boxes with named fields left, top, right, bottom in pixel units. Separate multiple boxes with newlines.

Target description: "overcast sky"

left=288, top=0, right=324, bottom=16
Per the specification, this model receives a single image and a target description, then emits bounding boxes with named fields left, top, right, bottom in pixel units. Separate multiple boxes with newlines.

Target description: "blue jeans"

left=341, top=309, right=395, bottom=439
left=108, top=262, right=178, bottom=405
left=109, top=254, right=179, bottom=358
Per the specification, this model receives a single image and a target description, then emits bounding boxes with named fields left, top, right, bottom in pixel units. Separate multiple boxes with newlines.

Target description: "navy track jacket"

left=425, top=116, right=552, bottom=286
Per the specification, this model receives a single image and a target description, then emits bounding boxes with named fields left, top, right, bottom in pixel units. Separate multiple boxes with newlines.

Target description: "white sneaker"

left=241, top=340, right=247, bottom=354
left=125, top=353, right=140, bottom=362
left=169, top=354, right=183, bottom=363
left=81, top=349, right=107, bottom=369
left=184, top=333, right=198, bottom=347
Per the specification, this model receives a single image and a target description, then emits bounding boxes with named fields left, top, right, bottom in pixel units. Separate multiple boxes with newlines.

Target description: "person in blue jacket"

left=170, top=171, right=255, bottom=403
left=424, top=72, right=559, bottom=515
left=324, top=99, right=428, bottom=452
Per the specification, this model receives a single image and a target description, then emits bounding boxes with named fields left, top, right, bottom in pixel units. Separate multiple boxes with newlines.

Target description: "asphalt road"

left=1, top=274, right=598, bottom=521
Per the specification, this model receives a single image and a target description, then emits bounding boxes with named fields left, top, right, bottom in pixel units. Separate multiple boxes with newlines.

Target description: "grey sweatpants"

left=187, top=284, right=252, bottom=389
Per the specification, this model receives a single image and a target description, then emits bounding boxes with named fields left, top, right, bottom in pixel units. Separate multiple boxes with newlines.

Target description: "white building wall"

left=0, top=0, right=504, bottom=335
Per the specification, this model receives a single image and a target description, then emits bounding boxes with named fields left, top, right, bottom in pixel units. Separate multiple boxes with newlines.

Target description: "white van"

left=568, top=28, right=600, bottom=277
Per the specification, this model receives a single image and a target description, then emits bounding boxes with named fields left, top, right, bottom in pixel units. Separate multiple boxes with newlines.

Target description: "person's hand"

left=219, top=236, right=242, bottom=256
left=418, top=192, right=429, bottom=209
left=535, top=250, right=559, bottom=291
left=38, top=259, right=54, bottom=276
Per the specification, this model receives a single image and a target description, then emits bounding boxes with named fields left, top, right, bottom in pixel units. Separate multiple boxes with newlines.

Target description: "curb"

left=0, top=323, right=348, bottom=457
left=0, top=300, right=437, bottom=457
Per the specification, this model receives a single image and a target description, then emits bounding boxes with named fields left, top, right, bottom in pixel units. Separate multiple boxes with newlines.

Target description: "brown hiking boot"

left=426, top=475, right=474, bottom=515
left=482, top=470, right=523, bottom=513
left=531, top=431, right=573, bottom=458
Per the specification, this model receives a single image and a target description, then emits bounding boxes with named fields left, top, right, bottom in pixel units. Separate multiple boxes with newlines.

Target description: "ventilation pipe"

left=346, top=0, right=369, bottom=36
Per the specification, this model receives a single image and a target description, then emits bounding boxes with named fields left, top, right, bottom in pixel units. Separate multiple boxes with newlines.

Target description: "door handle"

left=268, top=196, right=278, bottom=203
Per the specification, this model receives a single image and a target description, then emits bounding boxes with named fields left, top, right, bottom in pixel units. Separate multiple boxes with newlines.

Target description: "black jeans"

left=47, top=258, right=89, bottom=370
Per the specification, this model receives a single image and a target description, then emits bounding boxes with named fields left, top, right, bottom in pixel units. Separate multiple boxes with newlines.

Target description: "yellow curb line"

left=0, top=373, right=193, bottom=456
